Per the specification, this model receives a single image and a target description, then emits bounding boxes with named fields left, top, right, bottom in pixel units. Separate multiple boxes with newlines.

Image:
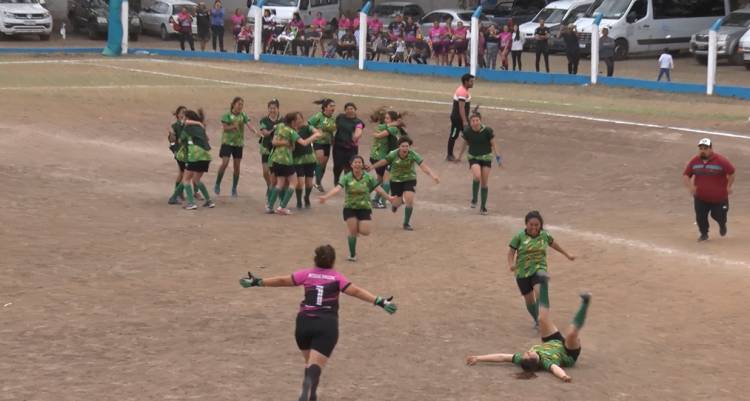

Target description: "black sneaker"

left=580, top=292, right=592, bottom=304
left=403, top=224, right=414, bottom=231
left=446, top=155, right=456, bottom=162
left=720, top=224, right=727, bottom=237
left=480, top=208, right=488, bottom=215
left=698, top=234, right=709, bottom=242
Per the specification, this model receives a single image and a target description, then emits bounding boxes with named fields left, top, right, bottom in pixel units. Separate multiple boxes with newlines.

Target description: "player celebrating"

left=368, top=108, right=400, bottom=209
left=258, top=99, right=281, bottom=204
left=239, top=244, right=397, bottom=401
left=371, top=137, right=440, bottom=231
left=309, top=99, right=337, bottom=192
left=293, top=123, right=321, bottom=209
left=214, top=97, right=255, bottom=197
left=454, top=108, right=502, bottom=215
left=466, top=273, right=591, bottom=384
left=508, top=211, right=575, bottom=327
left=167, top=105, right=187, bottom=205
left=319, top=155, right=395, bottom=261
left=181, top=109, right=216, bottom=210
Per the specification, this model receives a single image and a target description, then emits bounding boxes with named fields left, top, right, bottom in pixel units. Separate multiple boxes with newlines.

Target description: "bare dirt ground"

left=1, top=55, right=749, bottom=401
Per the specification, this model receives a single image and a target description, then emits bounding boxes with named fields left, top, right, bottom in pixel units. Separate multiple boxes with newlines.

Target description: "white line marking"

left=0, top=58, right=104, bottom=65
left=0, top=84, right=228, bottom=91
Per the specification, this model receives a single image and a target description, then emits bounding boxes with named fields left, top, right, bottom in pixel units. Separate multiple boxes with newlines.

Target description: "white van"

left=247, top=0, right=340, bottom=25
left=0, top=0, right=53, bottom=40
left=519, top=0, right=594, bottom=47
left=574, top=0, right=738, bottom=58
left=741, top=28, right=750, bottom=69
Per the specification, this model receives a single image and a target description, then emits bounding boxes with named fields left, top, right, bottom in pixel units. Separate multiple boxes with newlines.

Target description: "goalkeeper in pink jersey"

left=239, top=245, right=397, bottom=401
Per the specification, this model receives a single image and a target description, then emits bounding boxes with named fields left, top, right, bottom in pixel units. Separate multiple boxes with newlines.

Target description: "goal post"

left=103, top=0, right=126, bottom=56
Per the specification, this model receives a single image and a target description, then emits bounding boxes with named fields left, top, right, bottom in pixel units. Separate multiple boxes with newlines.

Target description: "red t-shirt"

left=683, top=153, right=735, bottom=203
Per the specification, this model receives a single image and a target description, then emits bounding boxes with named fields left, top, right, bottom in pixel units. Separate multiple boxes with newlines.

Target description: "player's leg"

left=304, top=172, right=314, bottom=208
left=358, top=218, right=372, bottom=236
left=390, top=182, right=404, bottom=212
left=470, top=162, right=481, bottom=208
left=295, top=169, right=305, bottom=209
left=169, top=162, right=185, bottom=204
left=279, top=173, right=297, bottom=212
left=231, top=152, right=242, bottom=197
left=301, top=317, right=338, bottom=401
left=516, top=276, right=539, bottom=326
left=194, top=171, right=214, bottom=207
left=214, top=153, right=231, bottom=194
left=182, top=170, right=196, bottom=208
left=402, top=189, right=415, bottom=230
left=563, top=292, right=591, bottom=351
left=536, top=272, right=559, bottom=338
left=479, top=165, right=491, bottom=214
left=314, top=147, right=329, bottom=191
left=345, top=217, right=359, bottom=261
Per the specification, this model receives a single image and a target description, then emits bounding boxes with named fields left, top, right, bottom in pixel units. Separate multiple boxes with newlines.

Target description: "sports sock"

left=382, top=180, right=391, bottom=195
left=404, top=207, right=413, bottom=226
left=197, top=182, right=211, bottom=201
left=185, top=183, right=195, bottom=204
left=215, top=170, right=224, bottom=188
left=170, top=183, right=184, bottom=200
left=480, top=187, right=488, bottom=209
left=265, top=186, right=271, bottom=202
left=307, top=364, right=321, bottom=401
left=471, top=180, right=479, bottom=204
left=304, top=187, right=313, bottom=203
left=539, top=275, right=550, bottom=308
left=267, top=187, right=279, bottom=208
left=314, top=164, right=322, bottom=185
left=298, top=367, right=311, bottom=401
left=280, top=188, right=294, bottom=208
left=295, top=188, right=303, bottom=207
left=525, top=301, right=538, bottom=323
left=347, top=236, right=357, bottom=258
left=573, top=297, right=590, bottom=329
left=232, top=173, right=239, bottom=192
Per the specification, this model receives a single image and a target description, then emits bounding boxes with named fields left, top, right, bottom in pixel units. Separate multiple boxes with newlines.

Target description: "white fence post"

left=121, top=0, right=129, bottom=54
left=470, top=5, right=482, bottom=76
left=358, top=1, right=371, bottom=70
left=253, top=0, right=265, bottom=60
left=706, top=18, right=722, bottom=96
left=590, top=13, right=601, bottom=84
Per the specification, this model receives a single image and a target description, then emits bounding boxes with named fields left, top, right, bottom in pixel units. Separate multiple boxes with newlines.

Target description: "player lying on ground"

left=465, top=272, right=591, bottom=383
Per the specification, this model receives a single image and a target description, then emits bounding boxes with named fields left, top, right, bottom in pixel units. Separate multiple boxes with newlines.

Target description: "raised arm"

left=418, top=162, right=440, bottom=184
left=343, top=284, right=397, bottom=314
left=550, top=364, right=572, bottom=383
left=318, top=184, right=343, bottom=203
left=239, top=272, right=295, bottom=288
left=550, top=240, right=575, bottom=261
left=465, top=353, right=514, bottom=365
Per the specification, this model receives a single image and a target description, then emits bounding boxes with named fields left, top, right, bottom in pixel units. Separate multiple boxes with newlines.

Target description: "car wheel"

left=614, top=38, right=628, bottom=60
left=88, top=22, right=98, bottom=39
left=695, top=55, right=708, bottom=65
left=160, top=24, right=169, bottom=40
left=40, top=33, right=50, bottom=41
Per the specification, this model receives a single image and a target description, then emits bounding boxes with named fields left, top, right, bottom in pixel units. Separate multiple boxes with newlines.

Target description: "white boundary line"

left=0, top=84, right=228, bottom=91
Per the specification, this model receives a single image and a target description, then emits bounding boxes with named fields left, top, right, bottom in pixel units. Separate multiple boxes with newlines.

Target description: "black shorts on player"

left=342, top=208, right=372, bottom=221
left=295, top=314, right=339, bottom=358
left=516, top=272, right=544, bottom=296
left=370, top=158, right=388, bottom=177
left=541, top=331, right=581, bottom=361
left=469, top=159, right=492, bottom=168
left=390, top=180, right=416, bottom=197
left=296, top=163, right=316, bottom=178
left=261, top=154, right=269, bottom=164
left=313, top=143, right=331, bottom=157
left=185, top=160, right=210, bottom=172
left=271, top=164, right=296, bottom=177
left=219, top=144, right=243, bottom=159
left=176, top=160, right=186, bottom=172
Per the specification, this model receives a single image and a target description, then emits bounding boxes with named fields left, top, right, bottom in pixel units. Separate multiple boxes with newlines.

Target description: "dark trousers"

left=211, top=25, right=225, bottom=51
left=447, top=118, right=462, bottom=158
left=535, top=45, right=549, bottom=72
left=657, top=68, right=671, bottom=82
left=511, top=50, right=522, bottom=70
left=179, top=30, right=194, bottom=51
left=237, top=40, right=250, bottom=53
left=566, top=51, right=579, bottom=74
left=603, top=57, right=614, bottom=76
left=332, top=146, right=357, bottom=186
left=694, top=197, right=728, bottom=236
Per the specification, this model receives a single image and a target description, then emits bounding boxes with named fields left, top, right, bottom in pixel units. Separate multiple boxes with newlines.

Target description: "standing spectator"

left=404, top=15, right=419, bottom=54
left=485, top=25, right=500, bottom=69
left=499, top=24, right=512, bottom=70
left=237, top=22, right=252, bottom=53
left=337, top=12, right=351, bottom=40
left=511, top=24, right=524, bottom=70
left=231, top=8, right=245, bottom=51
left=599, top=27, right=615, bottom=77
left=262, top=9, right=276, bottom=53
left=210, top=0, right=225, bottom=52
left=290, top=12, right=308, bottom=56
left=368, top=15, right=383, bottom=39
left=534, top=19, right=550, bottom=72
left=388, top=14, right=405, bottom=42
left=447, top=73, right=474, bottom=161
left=337, top=29, right=356, bottom=59
left=195, top=2, right=210, bottom=51
left=559, top=24, right=580, bottom=74
left=682, top=138, right=735, bottom=242
left=657, top=48, right=673, bottom=82
left=177, top=7, right=195, bottom=51
left=428, top=21, right=444, bottom=65
left=477, top=25, right=487, bottom=68
left=451, top=20, right=469, bottom=67
left=310, top=12, right=327, bottom=57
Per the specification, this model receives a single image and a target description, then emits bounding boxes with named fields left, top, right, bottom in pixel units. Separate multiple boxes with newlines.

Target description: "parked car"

left=69, top=0, right=142, bottom=40
left=139, top=0, right=197, bottom=40
left=484, top=0, right=552, bottom=27
left=419, top=8, right=492, bottom=32
left=372, top=1, right=424, bottom=26
left=247, top=0, right=340, bottom=25
left=0, top=0, right=53, bottom=40
left=740, top=28, right=750, bottom=69
left=519, top=0, right=592, bottom=49
left=690, top=8, right=750, bottom=65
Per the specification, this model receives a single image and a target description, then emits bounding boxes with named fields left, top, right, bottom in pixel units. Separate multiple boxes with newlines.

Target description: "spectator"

left=290, top=12, right=308, bottom=56
left=177, top=6, right=194, bottom=51
left=210, top=0, right=225, bottom=52
left=237, top=22, right=252, bottom=53
left=370, top=31, right=389, bottom=61
left=410, top=35, right=430, bottom=64
left=195, top=2, right=210, bottom=51
left=657, top=48, right=673, bottom=82
left=338, top=29, right=356, bottom=59
left=451, top=20, right=469, bottom=67
left=393, top=38, right=406, bottom=62
left=310, top=11, right=327, bottom=57
left=499, top=24, right=512, bottom=70
left=560, top=24, right=580, bottom=74
left=534, top=18, right=550, bottom=72
left=262, top=9, right=276, bottom=53
left=485, top=25, right=499, bottom=69
left=440, top=16, right=452, bottom=66
left=477, top=25, right=486, bottom=68
left=404, top=16, right=419, bottom=53
left=231, top=8, right=245, bottom=51
left=368, top=15, right=383, bottom=39
left=599, top=27, right=615, bottom=77
left=428, top=21, right=444, bottom=65
left=337, top=12, right=352, bottom=40
left=511, top=24, right=524, bottom=71
left=388, top=14, right=405, bottom=42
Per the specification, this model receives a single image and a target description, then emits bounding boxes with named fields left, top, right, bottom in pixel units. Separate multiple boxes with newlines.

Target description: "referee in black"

left=447, top=73, right=474, bottom=161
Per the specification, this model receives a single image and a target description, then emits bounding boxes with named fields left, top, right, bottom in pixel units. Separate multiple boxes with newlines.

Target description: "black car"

left=483, top=0, right=551, bottom=27
left=68, top=0, right=141, bottom=40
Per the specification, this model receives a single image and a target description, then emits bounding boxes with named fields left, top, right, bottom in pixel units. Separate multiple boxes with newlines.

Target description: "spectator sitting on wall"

left=237, top=22, right=252, bottom=54
left=338, top=29, right=357, bottom=59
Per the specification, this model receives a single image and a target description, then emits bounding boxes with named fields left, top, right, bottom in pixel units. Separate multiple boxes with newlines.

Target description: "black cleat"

left=446, top=155, right=456, bottom=161
left=403, top=224, right=414, bottom=231
left=579, top=292, right=592, bottom=304
left=720, top=224, right=727, bottom=237
left=698, top=234, right=709, bottom=242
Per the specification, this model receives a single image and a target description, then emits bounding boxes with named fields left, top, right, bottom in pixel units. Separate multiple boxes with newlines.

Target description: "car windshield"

left=562, top=10, right=581, bottom=24
left=0, top=0, right=40, bottom=3
left=373, top=5, right=403, bottom=16
left=722, top=12, right=750, bottom=27
left=458, top=12, right=474, bottom=21
left=585, top=0, right=630, bottom=19
left=265, top=0, right=298, bottom=6
left=173, top=5, right=196, bottom=14
left=533, top=7, right=567, bottom=23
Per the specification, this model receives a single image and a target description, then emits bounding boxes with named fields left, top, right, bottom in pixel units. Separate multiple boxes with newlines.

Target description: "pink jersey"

left=311, top=17, right=327, bottom=31
left=368, top=18, right=383, bottom=33
left=453, top=26, right=468, bottom=39
left=231, top=14, right=244, bottom=29
left=499, top=31, right=512, bottom=47
left=428, top=27, right=442, bottom=41
left=292, top=267, right=351, bottom=317
left=338, top=17, right=352, bottom=30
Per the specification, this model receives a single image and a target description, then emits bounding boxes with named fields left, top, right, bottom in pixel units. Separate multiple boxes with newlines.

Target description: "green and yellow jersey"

left=269, top=123, right=300, bottom=166
left=462, top=125, right=494, bottom=161
left=370, top=123, right=400, bottom=161
left=509, top=229, right=554, bottom=278
left=184, top=124, right=212, bottom=162
left=384, top=149, right=424, bottom=182
left=339, top=171, right=380, bottom=210
left=512, top=340, right=576, bottom=371
left=220, top=111, right=250, bottom=147
left=308, top=112, right=336, bottom=145
left=258, top=116, right=280, bottom=156
left=293, top=125, right=317, bottom=165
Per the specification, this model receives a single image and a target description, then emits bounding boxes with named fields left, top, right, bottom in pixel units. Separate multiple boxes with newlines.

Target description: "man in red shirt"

left=682, top=138, right=735, bottom=241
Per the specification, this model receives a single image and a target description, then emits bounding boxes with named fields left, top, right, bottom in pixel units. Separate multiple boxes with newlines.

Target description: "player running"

left=454, top=108, right=502, bottom=215
left=319, top=155, right=395, bottom=261
left=167, top=105, right=187, bottom=205
left=508, top=211, right=575, bottom=327
left=258, top=99, right=281, bottom=205
left=181, top=109, right=216, bottom=210
left=214, top=97, right=256, bottom=197
left=466, top=273, right=591, bottom=383
left=368, top=108, right=400, bottom=209
left=239, top=244, right=397, bottom=401
left=371, top=137, right=440, bottom=231
left=309, top=99, right=337, bottom=192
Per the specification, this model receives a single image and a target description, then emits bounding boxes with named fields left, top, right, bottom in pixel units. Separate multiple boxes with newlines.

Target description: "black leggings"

left=211, top=25, right=224, bottom=51
left=179, top=30, right=194, bottom=51
left=447, top=118, right=463, bottom=158
left=535, top=46, right=549, bottom=72
left=332, top=147, right=356, bottom=186
left=566, top=51, right=580, bottom=74
left=511, top=50, right=522, bottom=71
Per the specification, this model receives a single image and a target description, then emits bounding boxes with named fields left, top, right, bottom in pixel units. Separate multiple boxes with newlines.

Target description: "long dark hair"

left=313, top=98, right=335, bottom=112
left=184, top=109, right=205, bottom=123
left=173, top=105, right=187, bottom=117
left=513, top=24, right=521, bottom=41
left=525, top=210, right=544, bottom=229
left=230, top=96, right=243, bottom=112
left=284, top=111, right=302, bottom=125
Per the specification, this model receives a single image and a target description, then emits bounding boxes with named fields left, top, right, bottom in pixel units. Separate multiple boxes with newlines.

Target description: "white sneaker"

left=347, top=256, right=357, bottom=262
left=275, top=207, right=292, bottom=215
left=184, top=203, right=198, bottom=210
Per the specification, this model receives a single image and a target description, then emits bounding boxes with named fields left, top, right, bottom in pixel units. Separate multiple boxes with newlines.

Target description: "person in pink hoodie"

left=499, top=24, right=512, bottom=70
left=450, top=20, right=469, bottom=67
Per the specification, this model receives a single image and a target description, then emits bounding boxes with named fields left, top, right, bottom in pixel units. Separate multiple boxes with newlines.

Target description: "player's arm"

left=491, top=137, right=503, bottom=166
left=458, top=99, right=468, bottom=127
left=318, top=185, right=343, bottom=203
left=550, top=364, right=572, bottom=383
left=454, top=139, right=467, bottom=162
left=343, top=284, right=397, bottom=314
left=727, top=173, right=735, bottom=195
left=550, top=241, right=575, bottom=261
left=465, top=353, right=514, bottom=365
left=373, top=128, right=390, bottom=138
left=239, top=272, right=295, bottom=288
left=507, top=247, right=517, bottom=272
left=418, top=162, right=440, bottom=184
left=296, top=131, right=322, bottom=147
left=168, top=126, right=177, bottom=143
left=372, top=184, right=396, bottom=203
left=353, top=124, right=364, bottom=143
left=272, top=135, right=290, bottom=147
left=371, top=159, right=390, bottom=170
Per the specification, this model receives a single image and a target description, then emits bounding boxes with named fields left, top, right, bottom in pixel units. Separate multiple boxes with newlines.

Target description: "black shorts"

left=469, top=159, right=492, bottom=168
left=542, top=331, right=581, bottom=361
left=271, top=164, right=296, bottom=177
left=219, top=144, right=243, bottom=159
left=176, top=160, right=186, bottom=172
left=370, top=157, right=388, bottom=177
left=390, top=180, right=416, bottom=196
left=516, top=272, right=544, bottom=296
left=261, top=154, right=269, bottom=164
left=333, top=147, right=357, bottom=169
left=295, top=314, right=339, bottom=358
left=313, top=143, right=331, bottom=157
left=343, top=208, right=372, bottom=221
left=185, top=160, right=210, bottom=173
left=295, top=163, right=316, bottom=178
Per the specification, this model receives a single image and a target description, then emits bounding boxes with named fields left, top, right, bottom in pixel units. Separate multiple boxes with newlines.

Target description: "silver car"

left=690, top=8, right=750, bottom=65
left=372, top=2, right=425, bottom=27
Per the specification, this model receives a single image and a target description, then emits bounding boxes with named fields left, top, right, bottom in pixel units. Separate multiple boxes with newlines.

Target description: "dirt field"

left=1, top=54, right=749, bottom=401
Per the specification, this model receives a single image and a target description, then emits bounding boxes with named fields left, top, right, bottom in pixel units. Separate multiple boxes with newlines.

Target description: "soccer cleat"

left=168, top=197, right=180, bottom=205
left=698, top=234, right=709, bottom=242
left=275, top=207, right=292, bottom=215
left=470, top=201, right=477, bottom=209
left=580, top=292, right=592, bottom=304
left=375, top=200, right=386, bottom=209
left=314, top=183, right=325, bottom=193
left=184, top=203, right=198, bottom=210
left=720, top=224, right=727, bottom=237
left=347, top=256, right=357, bottom=262
left=403, top=224, right=414, bottom=231
left=446, top=155, right=456, bottom=161
left=264, top=206, right=275, bottom=214
left=231, top=189, right=239, bottom=198
left=203, top=200, right=216, bottom=208
left=480, top=208, right=489, bottom=215
left=214, top=184, right=221, bottom=195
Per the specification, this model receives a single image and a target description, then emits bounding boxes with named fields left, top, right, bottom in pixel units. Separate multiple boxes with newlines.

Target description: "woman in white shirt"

left=510, top=24, right=525, bottom=71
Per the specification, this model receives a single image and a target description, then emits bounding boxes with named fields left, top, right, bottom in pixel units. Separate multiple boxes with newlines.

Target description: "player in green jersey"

left=267, top=112, right=322, bottom=215
left=293, top=123, right=322, bottom=209
left=167, top=105, right=187, bottom=205
left=371, top=136, right=440, bottom=231
left=508, top=211, right=576, bottom=327
left=180, top=109, right=216, bottom=210
left=454, top=108, right=502, bottom=215
left=319, top=155, right=395, bottom=261
left=258, top=99, right=281, bottom=207
left=214, top=97, right=256, bottom=197
left=309, top=98, right=337, bottom=192
left=368, top=108, right=400, bottom=209
left=466, top=273, right=591, bottom=383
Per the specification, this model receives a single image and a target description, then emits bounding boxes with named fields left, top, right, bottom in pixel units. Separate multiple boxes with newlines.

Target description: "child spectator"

left=657, top=48, right=674, bottom=82
left=237, top=23, right=252, bottom=53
